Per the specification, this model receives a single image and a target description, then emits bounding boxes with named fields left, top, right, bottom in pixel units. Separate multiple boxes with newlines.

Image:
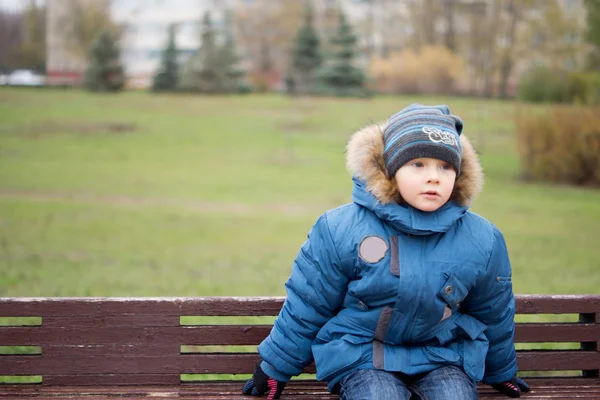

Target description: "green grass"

left=1, top=88, right=598, bottom=296
left=1, top=88, right=598, bottom=382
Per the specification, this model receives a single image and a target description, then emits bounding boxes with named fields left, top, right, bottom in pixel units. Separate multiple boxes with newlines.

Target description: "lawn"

left=1, top=88, right=599, bottom=298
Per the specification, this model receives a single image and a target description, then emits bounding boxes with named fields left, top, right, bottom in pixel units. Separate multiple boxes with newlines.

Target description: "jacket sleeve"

left=258, top=213, right=350, bottom=382
left=463, top=225, right=518, bottom=384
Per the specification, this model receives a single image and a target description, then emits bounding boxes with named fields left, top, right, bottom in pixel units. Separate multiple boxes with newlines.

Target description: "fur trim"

left=345, top=123, right=483, bottom=206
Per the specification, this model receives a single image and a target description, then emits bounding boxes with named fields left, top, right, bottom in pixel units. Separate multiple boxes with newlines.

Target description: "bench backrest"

left=1, top=295, right=599, bottom=386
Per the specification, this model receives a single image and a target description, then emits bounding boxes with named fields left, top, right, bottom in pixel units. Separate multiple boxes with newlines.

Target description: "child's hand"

left=491, top=377, right=530, bottom=398
left=242, top=361, right=286, bottom=399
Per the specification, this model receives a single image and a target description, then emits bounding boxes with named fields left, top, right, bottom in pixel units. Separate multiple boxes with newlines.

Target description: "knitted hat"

left=383, top=103, right=463, bottom=178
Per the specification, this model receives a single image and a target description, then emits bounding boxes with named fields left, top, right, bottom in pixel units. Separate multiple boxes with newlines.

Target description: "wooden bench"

left=1, top=295, right=599, bottom=399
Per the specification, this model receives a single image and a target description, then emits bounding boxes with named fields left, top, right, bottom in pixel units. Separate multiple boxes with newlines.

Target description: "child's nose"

left=427, top=168, right=440, bottom=184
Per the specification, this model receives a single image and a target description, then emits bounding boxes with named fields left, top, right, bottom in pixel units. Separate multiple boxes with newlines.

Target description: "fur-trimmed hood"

left=346, top=123, right=483, bottom=207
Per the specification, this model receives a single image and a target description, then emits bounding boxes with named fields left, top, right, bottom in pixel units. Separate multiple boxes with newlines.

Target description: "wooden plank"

left=2, top=323, right=597, bottom=347
left=516, top=295, right=600, bottom=314
left=3, top=351, right=600, bottom=376
left=517, top=351, right=600, bottom=371
left=1, top=295, right=599, bottom=317
left=43, top=315, right=180, bottom=328
left=515, top=323, right=600, bottom=342
left=1, top=379, right=600, bottom=398
left=43, top=374, right=180, bottom=386
left=42, top=344, right=180, bottom=357
left=178, top=351, right=600, bottom=374
left=0, top=325, right=271, bottom=346
left=0, top=298, right=286, bottom=317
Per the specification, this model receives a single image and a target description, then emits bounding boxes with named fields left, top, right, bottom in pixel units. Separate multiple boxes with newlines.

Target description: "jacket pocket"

left=455, top=314, right=487, bottom=340
left=312, top=338, right=369, bottom=382
left=496, top=275, right=512, bottom=285
left=439, top=273, right=469, bottom=311
left=342, top=292, right=369, bottom=311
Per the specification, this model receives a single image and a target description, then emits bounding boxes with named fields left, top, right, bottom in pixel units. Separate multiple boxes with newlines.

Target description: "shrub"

left=516, top=105, right=600, bottom=186
left=565, top=72, right=600, bottom=105
left=519, top=67, right=600, bottom=105
left=369, top=46, right=465, bottom=95
left=84, top=31, right=124, bottom=92
left=518, top=66, right=568, bottom=103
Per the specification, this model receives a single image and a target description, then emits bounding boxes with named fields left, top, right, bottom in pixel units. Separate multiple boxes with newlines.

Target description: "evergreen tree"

left=585, top=0, right=600, bottom=70
left=289, top=1, right=321, bottom=95
left=84, top=30, right=124, bottom=92
left=152, top=24, right=179, bottom=92
left=17, top=0, right=46, bottom=72
left=217, top=10, right=245, bottom=93
left=315, top=9, right=367, bottom=97
left=180, top=11, right=241, bottom=93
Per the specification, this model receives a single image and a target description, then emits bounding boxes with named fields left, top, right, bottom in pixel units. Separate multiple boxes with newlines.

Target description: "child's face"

left=394, top=157, right=457, bottom=212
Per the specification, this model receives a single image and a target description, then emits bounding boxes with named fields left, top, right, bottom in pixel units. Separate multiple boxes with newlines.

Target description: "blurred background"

left=0, top=0, right=599, bottom=299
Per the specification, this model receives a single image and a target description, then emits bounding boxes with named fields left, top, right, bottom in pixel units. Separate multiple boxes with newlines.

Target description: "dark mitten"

left=242, top=361, right=286, bottom=399
left=491, top=376, right=530, bottom=398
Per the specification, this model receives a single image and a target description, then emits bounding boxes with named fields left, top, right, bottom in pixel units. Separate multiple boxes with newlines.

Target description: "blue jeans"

left=339, top=366, right=478, bottom=400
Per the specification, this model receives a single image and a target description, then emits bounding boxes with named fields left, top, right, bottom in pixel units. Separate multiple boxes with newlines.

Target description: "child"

left=242, top=104, right=530, bottom=399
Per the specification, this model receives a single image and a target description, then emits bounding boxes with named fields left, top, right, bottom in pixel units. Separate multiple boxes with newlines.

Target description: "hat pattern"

left=383, top=104, right=463, bottom=177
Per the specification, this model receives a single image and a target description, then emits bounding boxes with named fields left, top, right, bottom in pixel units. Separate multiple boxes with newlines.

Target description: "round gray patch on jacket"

left=359, top=236, right=388, bottom=263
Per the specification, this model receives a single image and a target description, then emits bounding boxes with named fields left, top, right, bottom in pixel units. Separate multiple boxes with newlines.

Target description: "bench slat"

left=42, top=344, right=180, bottom=357
left=0, top=298, right=285, bottom=317
left=3, top=351, right=599, bottom=375
left=42, top=374, right=180, bottom=386
left=2, top=295, right=599, bottom=317
left=1, top=379, right=600, bottom=399
left=0, top=326, right=272, bottom=346
left=515, top=323, right=600, bottom=342
left=43, top=315, right=181, bottom=328
left=2, top=323, right=597, bottom=347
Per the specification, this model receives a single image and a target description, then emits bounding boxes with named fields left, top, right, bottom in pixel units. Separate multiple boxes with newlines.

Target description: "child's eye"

left=440, top=163, right=453, bottom=171
left=412, top=162, right=424, bottom=168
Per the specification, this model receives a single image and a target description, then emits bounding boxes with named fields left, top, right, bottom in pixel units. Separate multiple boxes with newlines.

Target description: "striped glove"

left=492, top=377, right=530, bottom=398
left=242, top=361, right=286, bottom=400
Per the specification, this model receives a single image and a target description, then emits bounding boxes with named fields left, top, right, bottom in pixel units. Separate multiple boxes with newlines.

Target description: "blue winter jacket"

left=257, top=123, right=518, bottom=393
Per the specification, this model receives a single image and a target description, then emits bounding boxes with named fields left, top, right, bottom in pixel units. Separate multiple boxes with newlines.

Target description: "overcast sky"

left=0, top=0, right=44, bottom=11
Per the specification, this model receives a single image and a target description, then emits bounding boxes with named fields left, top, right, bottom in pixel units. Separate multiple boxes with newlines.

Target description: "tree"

left=84, top=31, right=124, bottom=92
left=217, top=10, right=245, bottom=93
left=180, top=11, right=243, bottom=93
left=59, top=0, right=118, bottom=63
left=315, top=9, right=367, bottom=97
left=14, top=0, right=45, bottom=71
left=0, top=10, right=23, bottom=71
left=151, top=24, right=179, bottom=92
left=234, top=1, right=304, bottom=91
left=497, top=0, right=525, bottom=98
left=180, top=11, right=232, bottom=93
left=289, top=1, right=322, bottom=95
left=585, top=0, right=600, bottom=69
left=404, top=0, right=443, bottom=50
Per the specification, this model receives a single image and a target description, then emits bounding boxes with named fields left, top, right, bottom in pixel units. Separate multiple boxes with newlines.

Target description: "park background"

left=1, top=0, right=600, bottom=383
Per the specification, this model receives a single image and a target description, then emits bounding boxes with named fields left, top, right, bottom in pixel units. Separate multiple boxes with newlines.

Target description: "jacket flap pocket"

left=342, top=292, right=368, bottom=311
left=455, top=314, right=487, bottom=340
left=440, top=273, right=468, bottom=310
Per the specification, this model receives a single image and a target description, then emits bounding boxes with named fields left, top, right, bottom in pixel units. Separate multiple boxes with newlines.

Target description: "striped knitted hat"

left=383, top=103, right=463, bottom=178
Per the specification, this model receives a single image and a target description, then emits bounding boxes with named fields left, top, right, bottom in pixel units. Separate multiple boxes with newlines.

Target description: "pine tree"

left=84, top=31, right=124, bottom=92
left=17, top=0, right=46, bottom=72
left=217, top=10, right=245, bottom=93
left=181, top=11, right=238, bottom=93
left=289, top=1, right=321, bottom=95
left=151, top=24, right=179, bottom=92
left=315, top=9, right=367, bottom=97
left=585, top=0, right=600, bottom=70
